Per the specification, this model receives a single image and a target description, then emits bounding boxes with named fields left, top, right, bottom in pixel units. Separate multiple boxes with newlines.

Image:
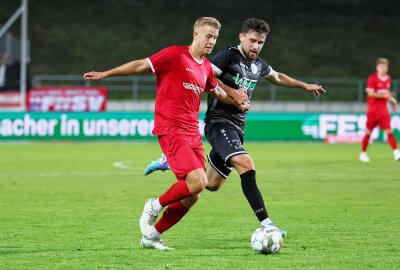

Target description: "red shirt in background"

left=366, top=73, right=391, bottom=116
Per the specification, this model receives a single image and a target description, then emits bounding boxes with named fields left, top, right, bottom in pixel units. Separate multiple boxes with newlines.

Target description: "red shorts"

left=366, top=114, right=391, bottom=130
left=158, top=133, right=205, bottom=180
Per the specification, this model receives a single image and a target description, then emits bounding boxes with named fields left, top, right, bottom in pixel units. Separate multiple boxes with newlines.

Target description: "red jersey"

left=366, top=73, right=391, bottom=115
left=147, top=46, right=217, bottom=135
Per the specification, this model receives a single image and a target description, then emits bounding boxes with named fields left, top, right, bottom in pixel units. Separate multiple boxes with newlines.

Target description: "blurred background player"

left=0, top=53, right=8, bottom=89
left=144, top=18, right=326, bottom=236
left=0, top=52, right=22, bottom=91
left=359, top=58, right=400, bottom=162
left=84, top=17, right=246, bottom=250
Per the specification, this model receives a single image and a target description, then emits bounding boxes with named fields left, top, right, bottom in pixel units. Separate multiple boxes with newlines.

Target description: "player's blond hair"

left=376, top=57, right=389, bottom=65
left=193, top=17, right=221, bottom=31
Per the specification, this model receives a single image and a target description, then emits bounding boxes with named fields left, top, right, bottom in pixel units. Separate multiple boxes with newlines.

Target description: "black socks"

left=240, top=170, right=268, bottom=222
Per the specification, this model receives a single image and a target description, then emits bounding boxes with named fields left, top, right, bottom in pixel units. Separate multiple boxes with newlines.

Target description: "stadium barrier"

left=0, top=112, right=399, bottom=142
left=31, top=74, right=400, bottom=103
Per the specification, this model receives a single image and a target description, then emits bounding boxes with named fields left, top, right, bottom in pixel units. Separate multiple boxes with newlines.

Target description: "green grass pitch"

left=0, top=142, right=399, bottom=269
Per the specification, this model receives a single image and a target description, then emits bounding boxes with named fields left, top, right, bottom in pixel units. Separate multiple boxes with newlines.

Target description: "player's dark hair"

left=242, top=18, right=270, bottom=35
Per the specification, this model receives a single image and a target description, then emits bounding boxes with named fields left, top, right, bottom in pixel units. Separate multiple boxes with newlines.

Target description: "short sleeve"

left=211, top=48, right=234, bottom=76
left=147, top=46, right=180, bottom=74
left=366, top=75, right=376, bottom=93
left=260, top=59, right=273, bottom=77
left=205, top=66, right=218, bottom=93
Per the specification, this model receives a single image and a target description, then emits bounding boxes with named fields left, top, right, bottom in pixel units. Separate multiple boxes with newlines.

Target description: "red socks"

left=362, top=134, right=370, bottom=152
left=387, top=133, right=398, bottom=150
left=362, top=133, right=397, bottom=151
left=159, top=181, right=192, bottom=207
left=155, top=201, right=189, bottom=234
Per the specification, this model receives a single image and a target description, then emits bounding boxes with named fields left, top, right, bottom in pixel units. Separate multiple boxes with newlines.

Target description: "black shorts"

left=205, top=122, right=247, bottom=179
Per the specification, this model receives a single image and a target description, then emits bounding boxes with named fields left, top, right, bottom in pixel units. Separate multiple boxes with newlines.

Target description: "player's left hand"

left=304, top=84, right=326, bottom=96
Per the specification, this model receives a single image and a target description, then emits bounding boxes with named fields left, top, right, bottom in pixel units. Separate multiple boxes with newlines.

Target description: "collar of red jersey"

left=376, top=74, right=389, bottom=81
left=187, top=46, right=204, bottom=64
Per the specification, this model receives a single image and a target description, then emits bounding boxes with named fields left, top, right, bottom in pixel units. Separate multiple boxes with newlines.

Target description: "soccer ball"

left=250, top=225, right=283, bottom=254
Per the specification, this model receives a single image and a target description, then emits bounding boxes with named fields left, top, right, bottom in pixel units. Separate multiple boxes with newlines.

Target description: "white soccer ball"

left=250, top=225, right=283, bottom=254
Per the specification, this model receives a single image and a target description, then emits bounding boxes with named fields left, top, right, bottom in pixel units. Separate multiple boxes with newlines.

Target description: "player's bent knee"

left=231, top=154, right=255, bottom=172
left=189, top=181, right=207, bottom=194
left=197, top=174, right=208, bottom=191
left=186, top=170, right=208, bottom=194
left=187, top=183, right=200, bottom=194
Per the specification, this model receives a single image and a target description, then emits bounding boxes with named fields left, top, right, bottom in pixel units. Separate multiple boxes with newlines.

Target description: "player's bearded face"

left=194, top=25, right=219, bottom=55
left=240, top=31, right=266, bottom=60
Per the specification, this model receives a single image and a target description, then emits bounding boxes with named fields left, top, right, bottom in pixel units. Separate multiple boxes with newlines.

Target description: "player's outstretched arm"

left=265, top=70, right=326, bottom=96
left=83, top=59, right=150, bottom=81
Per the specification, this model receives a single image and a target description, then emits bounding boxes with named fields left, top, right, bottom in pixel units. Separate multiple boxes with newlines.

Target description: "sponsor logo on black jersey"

left=233, top=73, right=257, bottom=90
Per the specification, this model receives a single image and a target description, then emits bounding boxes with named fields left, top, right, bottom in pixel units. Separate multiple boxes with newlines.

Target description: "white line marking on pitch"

left=0, top=171, right=142, bottom=178
left=112, top=160, right=140, bottom=170
left=0, top=160, right=144, bottom=178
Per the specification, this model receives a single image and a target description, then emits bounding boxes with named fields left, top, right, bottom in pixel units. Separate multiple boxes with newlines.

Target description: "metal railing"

left=31, top=74, right=400, bottom=103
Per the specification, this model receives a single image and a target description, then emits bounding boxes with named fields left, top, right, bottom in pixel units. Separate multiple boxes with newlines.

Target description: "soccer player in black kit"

left=145, top=18, right=326, bottom=234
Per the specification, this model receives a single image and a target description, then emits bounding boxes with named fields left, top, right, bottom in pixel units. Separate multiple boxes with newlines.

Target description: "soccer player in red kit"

left=360, top=58, right=400, bottom=162
left=84, top=17, right=246, bottom=250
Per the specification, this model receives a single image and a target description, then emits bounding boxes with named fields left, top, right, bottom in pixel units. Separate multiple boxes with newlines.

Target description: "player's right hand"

left=237, top=100, right=250, bottom=112
left=304, top=84, right=326, bottom=96
left=229, top=88, right=248, bottom=105
left=83, top=71, right=106, bottom=81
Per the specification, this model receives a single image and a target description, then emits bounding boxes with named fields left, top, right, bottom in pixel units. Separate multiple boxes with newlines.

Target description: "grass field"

left=0, top=142, right=399, bottom=269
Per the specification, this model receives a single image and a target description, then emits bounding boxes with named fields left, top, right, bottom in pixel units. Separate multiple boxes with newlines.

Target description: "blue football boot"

left=144, top=153, right=170, bottom=175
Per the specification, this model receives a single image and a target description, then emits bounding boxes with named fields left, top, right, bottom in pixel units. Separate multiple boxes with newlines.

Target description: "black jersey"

left=205, top=46, right=273, bottom=133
